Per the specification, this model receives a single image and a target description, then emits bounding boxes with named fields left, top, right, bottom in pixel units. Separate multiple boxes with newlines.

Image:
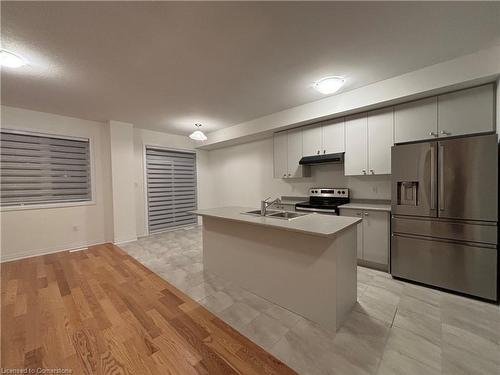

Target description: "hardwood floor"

left=1, top=243, right=297, bottom=375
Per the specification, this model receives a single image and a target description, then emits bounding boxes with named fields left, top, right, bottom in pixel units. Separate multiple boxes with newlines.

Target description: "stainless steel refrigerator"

left=391, top=133, right=498, bottom=301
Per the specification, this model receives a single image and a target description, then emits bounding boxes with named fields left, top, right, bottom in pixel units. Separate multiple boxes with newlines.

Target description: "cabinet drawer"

left=392, top=216, right=497, bottom=245
left=391, top=234, right=497, bottom=300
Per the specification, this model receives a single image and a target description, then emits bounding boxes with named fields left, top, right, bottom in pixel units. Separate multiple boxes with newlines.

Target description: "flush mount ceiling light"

left=313, top=76, right=345, bottom=95
left=189, top=123, right=207, bottom=141
left=0, top=49, right=28, bottom=68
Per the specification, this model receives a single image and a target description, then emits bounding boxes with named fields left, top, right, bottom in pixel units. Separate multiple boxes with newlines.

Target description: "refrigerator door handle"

left=430, top=144, right=436, bottom=210
left=439, top=144, right=445, bottom=211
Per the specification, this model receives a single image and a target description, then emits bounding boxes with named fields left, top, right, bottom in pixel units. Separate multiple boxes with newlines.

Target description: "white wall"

left=109, top=121, right=137, bottom=243
left=133, top=128, right=213, bottom=237
left=0, top=106, right=114, bottom=261
left=0, top=107, right=216, bottom=260
left=207, top=137, right=391, bottom=208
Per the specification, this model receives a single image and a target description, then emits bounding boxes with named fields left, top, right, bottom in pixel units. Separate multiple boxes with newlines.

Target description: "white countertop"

left=192, top=206, right=361, bottom=238
left=339, top=202, right=391, bottom=212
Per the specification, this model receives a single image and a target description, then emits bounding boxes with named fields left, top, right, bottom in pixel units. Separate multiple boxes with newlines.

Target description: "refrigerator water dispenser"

left=397, top=181, right=418, bottom=206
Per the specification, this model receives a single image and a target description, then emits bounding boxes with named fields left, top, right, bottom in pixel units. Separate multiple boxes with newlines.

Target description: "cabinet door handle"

left=439, top=144, right=445, bottom=211
left=369, top=169, right=374, bottom=174
left=317, top=150, right=320, bottom=155
left=364, top=212, right=369, bottom=216
left=430, top=143, right=436, bottom=210
left=288, top=173, right=291, bottom=177
left=283, top=174, right=287, bottom=178
left=323, top=150, right=326, bottom=154
left=362, top=169, right=366, bottom=174
left=440, top=130, right=451, bottom=136
left=429, top=132, right=437, bottom=137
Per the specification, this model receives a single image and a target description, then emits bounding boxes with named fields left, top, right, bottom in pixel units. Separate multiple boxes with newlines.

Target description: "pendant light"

left=189, top=123, right=207, bottom=141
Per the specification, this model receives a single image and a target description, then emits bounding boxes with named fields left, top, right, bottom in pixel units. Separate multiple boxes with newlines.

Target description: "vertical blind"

left=145, top=147, right=197, bottom=233
left=0, top=130, right=91, bottom=207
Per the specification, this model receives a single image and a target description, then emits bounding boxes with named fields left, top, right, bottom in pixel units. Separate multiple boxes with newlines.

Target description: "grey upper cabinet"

left=273, top=130, right=310, bottom=179
left=437, top=84, right=495, bottom=138
left=344, top=113, right=368, bottom=176
left=302, top=125, right=322, bottom=156
left=367, top=108, right=394, bottom=175
left=273, top=131, right=288, bottom=179
left=302, top=119, right=345, bottom=157
left=395, top=84, right=495, bottom=144
left=287, top=128, right=304, bottom=178
left=277, top=84, right=495, bottom=178
left=394, top=97, right=438, bottom=143
left=322, top=118, right=345, bottom=154
left=345, top=110, right=393, bottom=176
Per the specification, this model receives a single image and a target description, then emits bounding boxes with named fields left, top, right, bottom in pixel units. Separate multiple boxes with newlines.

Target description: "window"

left=0, top=130, right=92, bottom=208
left=145, top=146, right=197, bottom=233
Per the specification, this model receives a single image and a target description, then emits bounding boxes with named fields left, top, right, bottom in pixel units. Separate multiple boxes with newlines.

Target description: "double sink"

left=243, top=209, right=309, bottom=220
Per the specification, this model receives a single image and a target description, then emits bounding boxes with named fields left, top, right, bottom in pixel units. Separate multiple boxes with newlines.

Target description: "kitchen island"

left=192, top=206, right=361, bottom=331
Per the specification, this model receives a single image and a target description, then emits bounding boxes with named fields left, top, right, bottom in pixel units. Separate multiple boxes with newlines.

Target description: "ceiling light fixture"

left=0, top=49, right=28, bottom=68
left=189, top=123, right=207, bottom=141
left=313, top=76, right=345, bottom=95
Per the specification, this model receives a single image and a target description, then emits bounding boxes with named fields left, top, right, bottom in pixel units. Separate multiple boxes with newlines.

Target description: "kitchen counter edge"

left=191, top=206, right=361, bottom=239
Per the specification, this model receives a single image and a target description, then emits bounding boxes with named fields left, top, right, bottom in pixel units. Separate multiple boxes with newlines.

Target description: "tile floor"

left=121, top=226, right=500, bottom=375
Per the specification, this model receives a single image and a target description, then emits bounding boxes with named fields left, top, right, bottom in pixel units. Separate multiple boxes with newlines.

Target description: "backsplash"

left=207, top=137, right=392, bottom=208
left=294, top=163, right=392, bottom=200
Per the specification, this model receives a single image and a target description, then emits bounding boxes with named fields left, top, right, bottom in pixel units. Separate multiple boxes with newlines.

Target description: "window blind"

left=0, top=131, right=91, bottom=207
left=145, top=147, right=197, bottom=233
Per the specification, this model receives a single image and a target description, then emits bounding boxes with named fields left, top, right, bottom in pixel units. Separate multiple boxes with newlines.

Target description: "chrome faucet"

left=261, top=197, right=281, bottom=216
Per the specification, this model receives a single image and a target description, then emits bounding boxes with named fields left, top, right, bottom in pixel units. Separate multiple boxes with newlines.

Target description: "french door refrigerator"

left=391, top=133, right=498, bottom=301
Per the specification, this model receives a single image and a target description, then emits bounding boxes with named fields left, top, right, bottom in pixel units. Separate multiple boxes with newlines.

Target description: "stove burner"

left=295, top=188, right=350, bottom=215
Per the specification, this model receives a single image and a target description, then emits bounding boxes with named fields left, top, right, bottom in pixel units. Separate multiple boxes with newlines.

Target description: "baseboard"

left=113, top=237, right=138, bottom=245
left=357, top=259, right=389, bottom=272
left=1, top=240, right=107, bottom=263
left=149, top=224, right=200, bottom=236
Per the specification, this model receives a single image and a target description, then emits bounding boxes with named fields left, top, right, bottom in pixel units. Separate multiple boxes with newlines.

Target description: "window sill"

left=1, top=200, right=96, bottom=212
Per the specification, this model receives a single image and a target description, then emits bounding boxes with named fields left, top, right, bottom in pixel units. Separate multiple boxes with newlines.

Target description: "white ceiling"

left=2, top=2, right=499, bottom=135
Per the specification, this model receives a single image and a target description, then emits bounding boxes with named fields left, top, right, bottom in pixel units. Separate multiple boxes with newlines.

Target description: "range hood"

left=299, top=152, right=344, bottom=165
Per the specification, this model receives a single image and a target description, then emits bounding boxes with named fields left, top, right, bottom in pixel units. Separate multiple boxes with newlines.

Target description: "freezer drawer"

left=392, top=216, right=497, bottom=245
left=391, top=234, right=498, bottom=300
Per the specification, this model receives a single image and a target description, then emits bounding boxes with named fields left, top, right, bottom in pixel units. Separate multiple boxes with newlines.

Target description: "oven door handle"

left=295, top=206, right=337, bottom=214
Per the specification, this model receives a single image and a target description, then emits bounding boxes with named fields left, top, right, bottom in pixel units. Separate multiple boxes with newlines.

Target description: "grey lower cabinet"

left=339, top=208, right=390, bottom=271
